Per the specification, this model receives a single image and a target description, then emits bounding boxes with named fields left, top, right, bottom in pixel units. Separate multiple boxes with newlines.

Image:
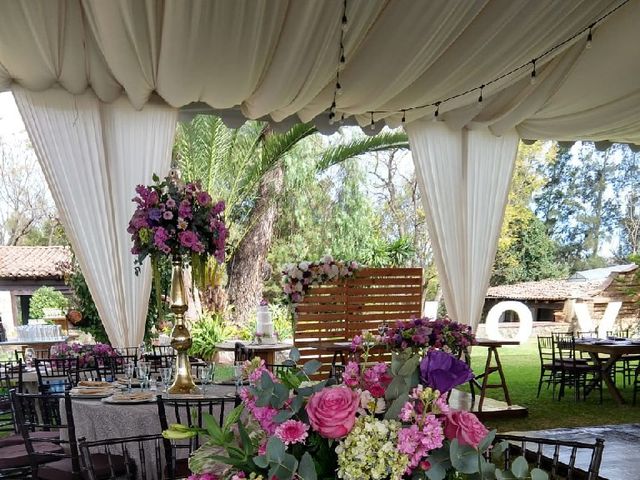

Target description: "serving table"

left=215, top=340, right=291, bottom=365
left=574, top=339, right=640, bottom=404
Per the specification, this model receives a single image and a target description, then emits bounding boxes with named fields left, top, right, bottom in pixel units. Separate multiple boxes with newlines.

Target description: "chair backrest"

left=576, top=330, right=598, bottom=339
left=0, top=370, right=16, bottom=434
left=553, top=333, right=578, bottom=365
left=537, top=336, right=555, bottom=364
left=152, top=345, right=174, bottom=356
left=95, top=355, right=137, bottom=379
left=494, top=434, right=605, bottom=480
left=115, top=346, right=139, bottom=357
left=79, top=434, right=163, bottom=480
left=144, top=353, right=173, bottom=373
left=606, top=328, right=630, bottom=339
left=12, top=391, right=82, bottom=477
left=234, top=342, right=255, bottom=363
left=156, top=394, right=240, bottom=472
left=35, top=357, right=80, bottom=393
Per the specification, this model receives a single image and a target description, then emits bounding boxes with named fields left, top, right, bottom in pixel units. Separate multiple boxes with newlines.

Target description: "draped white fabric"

left=406, top=120, right=519, bottom=330
left=13, top=87, right=176, bottom=347
left=0, top=0, right=639, bottom=143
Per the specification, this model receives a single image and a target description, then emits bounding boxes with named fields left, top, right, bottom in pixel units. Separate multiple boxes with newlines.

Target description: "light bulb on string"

left=401, top=110, right=406, bottom=124
left=433, top=102, right=441, bottom=122
left=586, top=25, right=593, bottom=49
left=339, top=113, right=345, bottom=125
left=478, top=85, right=484, bottom=103
left=369, top=112, right=375, bottom=130
left=530, top=60, right=537, bottom=85
left=336, top=81, right=343, bottom=96
left=328, top=111, right=336, bottom=125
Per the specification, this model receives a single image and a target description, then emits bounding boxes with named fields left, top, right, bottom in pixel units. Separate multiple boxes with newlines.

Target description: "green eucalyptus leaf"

left=398, top=354, right=421, bottom=376
left=479, top=459, right=497, bottom=479
left=491, top=441, right=509, bottom=464
left=289, top=347, right=301, bottom=363
left=495, top=469, right=517, bottom=480
left=268, top=452, right=298, bottom=480
left=261, top=370, right=275, bottom=389
left=449, top=439, right=480, bottom=474
left=266, top=437, right=286, bottom=463
left=385, top=375, right=409, bottom=401
left=253, top=455, right=269, bottom=468
left=298, top=452, right=317, bottom=480
left=530, top=468, right=549, bottom=480
left=425, top=447, right=451, bottom=480
left=290, top=394, right=304, bottom=413
left=273, top=410, right=295, bottom=423
left=477, top=429, right=497, bottom=453
left=510, top=456, right=529, bottom=479
left=302, top=359, right=322, bottom=376
left=384, top=392, right=409, bottom=420
left=273, top=383, right=291, bottom=408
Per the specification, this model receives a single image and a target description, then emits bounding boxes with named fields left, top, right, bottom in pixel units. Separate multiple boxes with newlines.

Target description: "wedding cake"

left=256, top=302, right=276, bottom=344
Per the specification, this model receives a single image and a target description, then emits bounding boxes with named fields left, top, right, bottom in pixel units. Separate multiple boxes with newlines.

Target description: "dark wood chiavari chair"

left=12, top=391, right=128, bottom=479
left=234, top=342, right=255, bottom=363
left=554, top=334, right=602, bottom=402
left=493, top=434, right=605, bottom=480
left=157, top=394, right=240, bottom=480
left=34, top=357, right=81, bottom=393
left=78, top=434, right=163, bottom=480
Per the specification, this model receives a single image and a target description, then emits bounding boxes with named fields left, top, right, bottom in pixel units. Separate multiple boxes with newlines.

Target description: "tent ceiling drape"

left=2, top=0, right=639, bottom=335
left=0, top=0, right=638, bottom=143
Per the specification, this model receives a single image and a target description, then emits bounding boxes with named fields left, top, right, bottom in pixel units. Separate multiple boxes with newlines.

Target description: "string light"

left=401, top=110, right=406, bottom=124
left=369, top=112, right=375, bottom=130
left=530, top=59, right=537, bottom=85
left=329, top=0, right=629, bottom=126
left=329, top=0, right=348, bottom=124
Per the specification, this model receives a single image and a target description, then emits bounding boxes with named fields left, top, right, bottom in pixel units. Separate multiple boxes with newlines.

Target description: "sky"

left=0, top=91, right=24, bottom=138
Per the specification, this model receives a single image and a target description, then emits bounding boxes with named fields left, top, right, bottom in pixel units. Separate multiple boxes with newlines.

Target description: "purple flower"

left=148, top=208, right=162, bottom=222
left=154, top=227, right=169, bottom=247
left=178, top=230, right=198, bottom=248
left=163, top=210, right=173, bottom=220
left=178, top=200, right=192, bottom=219
left=212, top=200, right=225, bottom=215
left=419, top=350, right=473, bottom=393
left=166, top=198, right=176, bottom=209
left=196, top=191, right=212, bottom=206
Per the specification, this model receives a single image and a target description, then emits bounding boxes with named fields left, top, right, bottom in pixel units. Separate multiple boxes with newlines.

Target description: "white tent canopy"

left=0, top=0, right=638, bottom=143
left=1, top=0, right=638, bottom=341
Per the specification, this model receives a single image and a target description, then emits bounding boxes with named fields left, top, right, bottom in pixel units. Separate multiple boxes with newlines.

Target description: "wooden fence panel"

left=294, top=268, right=423, bottom=377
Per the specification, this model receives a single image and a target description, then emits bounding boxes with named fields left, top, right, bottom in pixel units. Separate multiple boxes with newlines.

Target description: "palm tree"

left=174, top=116, right=409, bottom=324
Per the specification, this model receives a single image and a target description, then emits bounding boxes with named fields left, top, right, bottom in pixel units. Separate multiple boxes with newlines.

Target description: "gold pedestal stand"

left=167, top=258, right=200, bottom=394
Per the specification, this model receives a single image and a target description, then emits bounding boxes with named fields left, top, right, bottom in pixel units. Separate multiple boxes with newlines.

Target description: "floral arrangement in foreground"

left=165, top=345, right=548, bottom=480
left=128, top=171, right=228, bottom=295
left=281, top=256, right=362, bottom=304
left=50, top=342, right=117, bottom=368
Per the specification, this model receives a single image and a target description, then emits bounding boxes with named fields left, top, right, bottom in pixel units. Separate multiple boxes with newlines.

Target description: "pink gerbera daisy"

left=274, top=420, right=309, bottom=446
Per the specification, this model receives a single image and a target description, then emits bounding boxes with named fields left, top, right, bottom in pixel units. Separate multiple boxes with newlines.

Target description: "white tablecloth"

left=62, top=384, right=237, bottom=479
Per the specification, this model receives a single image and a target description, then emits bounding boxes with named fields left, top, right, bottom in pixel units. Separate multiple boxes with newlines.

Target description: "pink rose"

left=443, top=411, right=489, bottom=448
left=306, top=386, right=360, bottom=439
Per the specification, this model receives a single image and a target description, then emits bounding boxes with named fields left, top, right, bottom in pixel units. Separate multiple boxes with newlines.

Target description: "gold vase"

left=167, top=257, right=200, bottom=394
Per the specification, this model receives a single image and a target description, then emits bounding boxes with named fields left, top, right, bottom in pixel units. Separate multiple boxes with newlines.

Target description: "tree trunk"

left=227, top=165, right=284, bottom=325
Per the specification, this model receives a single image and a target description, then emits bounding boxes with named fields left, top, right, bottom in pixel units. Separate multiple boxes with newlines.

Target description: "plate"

left=70, top=388, right=116, bottom=399
left=77, top=380, right=113, bottom=388
left=102, top=393, right=156, bottom=404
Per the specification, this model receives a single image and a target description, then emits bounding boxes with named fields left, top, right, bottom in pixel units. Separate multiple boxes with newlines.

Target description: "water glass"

left=125, top=362, right=136, bottom=393
left=25, top=348, right=35, bottom=368
left=137, top=363, right=150, bottom=390
left=198, top=363, right=215, bottom=395
left=233, top=361, right=244, bottom=395
left=160, top=367, right=173, bottom=392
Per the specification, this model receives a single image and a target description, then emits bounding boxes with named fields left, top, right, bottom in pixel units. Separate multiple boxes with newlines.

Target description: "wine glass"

left=125, top=362, right=136, bottom=393
left=198, top=363, right=215, bottom=395
left=233, top=361, right=244, bottom=396
left=160, top=367, right=173, bottom=393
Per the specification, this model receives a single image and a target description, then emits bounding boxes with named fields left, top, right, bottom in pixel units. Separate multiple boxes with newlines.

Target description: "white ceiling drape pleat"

left=406, top=120, right=519, bottom=330
left=13, top=87, right=176, bottom=347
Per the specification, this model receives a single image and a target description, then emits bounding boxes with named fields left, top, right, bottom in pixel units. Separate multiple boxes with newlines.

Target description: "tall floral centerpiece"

left=129, top=171, right=227, bottom=393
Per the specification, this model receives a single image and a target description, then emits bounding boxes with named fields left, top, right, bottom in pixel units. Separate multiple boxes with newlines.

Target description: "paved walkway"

left=514, top=423, right=640, bottom=480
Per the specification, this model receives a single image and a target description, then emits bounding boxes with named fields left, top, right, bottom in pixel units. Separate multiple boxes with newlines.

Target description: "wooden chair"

left=606, top=328, right=639, bottom=386
left=554, top=335, right=602, bottom=402
left=494, top=434, right=605, bottom=480
left=34, top=358, right=80, bottom=393
left=157, top=395, right=240, bottom=479
left=536, top=336, right=559, bottom=398
left=233, top=342, right=255, bottom=363
left=12, top=391, right=127, bottom=480
left=78, top=434, right=163, bottom=480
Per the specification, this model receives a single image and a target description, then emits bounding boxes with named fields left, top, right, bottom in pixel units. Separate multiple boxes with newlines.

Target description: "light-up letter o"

left=485, top=301, right=533, bottom=344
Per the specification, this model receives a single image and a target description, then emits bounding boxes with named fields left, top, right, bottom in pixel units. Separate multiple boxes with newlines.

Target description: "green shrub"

left=29, top=287, right=68, bottom=320
left=189, top=311, right=238, bottom=360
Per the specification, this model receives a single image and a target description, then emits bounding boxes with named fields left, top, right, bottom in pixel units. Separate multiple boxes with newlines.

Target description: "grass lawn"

left=468, top=340, right=640, bottom=433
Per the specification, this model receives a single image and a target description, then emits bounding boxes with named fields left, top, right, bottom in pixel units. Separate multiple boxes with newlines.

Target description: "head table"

left=60, top=384, right=236, bottom=479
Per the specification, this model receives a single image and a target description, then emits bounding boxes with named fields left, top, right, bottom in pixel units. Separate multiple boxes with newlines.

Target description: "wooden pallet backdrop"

left=294, top=267, right=423, bottom=377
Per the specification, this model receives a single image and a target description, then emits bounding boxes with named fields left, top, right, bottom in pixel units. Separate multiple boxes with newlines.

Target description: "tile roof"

left=0, top=246, right=71, bottom=279
left=486, top=278, right=609, bottom=301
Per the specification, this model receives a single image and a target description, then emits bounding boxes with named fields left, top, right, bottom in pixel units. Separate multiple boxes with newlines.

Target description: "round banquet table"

left=215, top=340, right=292, bottom=365
left=61, top=384, right=236, bottom=479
